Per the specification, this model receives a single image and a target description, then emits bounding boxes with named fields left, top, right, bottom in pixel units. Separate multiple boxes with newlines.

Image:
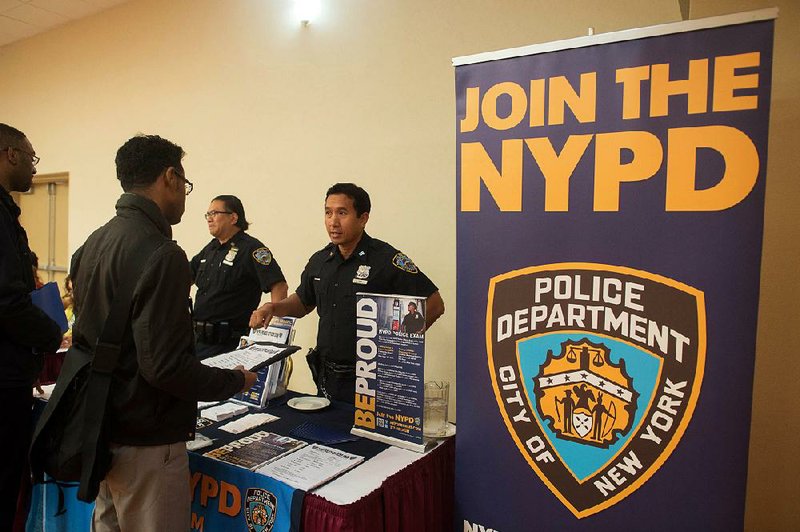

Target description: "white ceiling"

left=0, top=0, right=131, bottom=47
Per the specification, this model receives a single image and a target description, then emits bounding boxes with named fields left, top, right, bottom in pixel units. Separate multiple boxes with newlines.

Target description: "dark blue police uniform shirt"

left=296, top=232, right=437, bottom=365
left=191, top=231, right=285, bottom=330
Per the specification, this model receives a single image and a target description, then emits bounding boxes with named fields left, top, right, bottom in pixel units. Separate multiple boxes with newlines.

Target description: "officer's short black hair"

left=0, top=123, right=27, bottom=149
left=213, top=194, right=249, bottom=231
left=115, top=134, right=184, bottom=192
left=326, top=182, right=371, bottom=217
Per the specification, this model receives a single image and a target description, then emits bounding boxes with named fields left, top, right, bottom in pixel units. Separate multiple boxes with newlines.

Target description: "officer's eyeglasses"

left=174, top=170, right=193, bottom=196
left=205, top=210, right=233, bottom=220
left=3, top=146, right=40, bottom=167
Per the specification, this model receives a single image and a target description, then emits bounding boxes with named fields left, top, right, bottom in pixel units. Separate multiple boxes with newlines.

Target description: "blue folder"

left=290, top=421, right=360, bottom=445
left=30, top=282, right=68, bottom=333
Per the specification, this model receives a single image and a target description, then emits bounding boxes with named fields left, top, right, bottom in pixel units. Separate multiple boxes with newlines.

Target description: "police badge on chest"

left=353, top=265, right=370, bottom=284
left=223, top=244, right=238, bottom=266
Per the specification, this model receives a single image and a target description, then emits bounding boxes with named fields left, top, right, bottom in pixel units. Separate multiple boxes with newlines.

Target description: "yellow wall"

left=1, top=1, right=796, bottom=529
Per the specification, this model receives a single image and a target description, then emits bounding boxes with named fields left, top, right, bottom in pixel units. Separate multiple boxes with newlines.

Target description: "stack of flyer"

left=256, top=444, right=364, bottom=491
left=243, top=317, right=297, bottom=346
left=203, top=431, right=306, bottom=470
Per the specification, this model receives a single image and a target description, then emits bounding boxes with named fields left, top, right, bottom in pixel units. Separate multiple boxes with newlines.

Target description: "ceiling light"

left=294, top=0, right=321, bottom=27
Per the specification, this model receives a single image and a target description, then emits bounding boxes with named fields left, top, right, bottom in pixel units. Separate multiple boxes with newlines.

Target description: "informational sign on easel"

left=350, top=292, right=428, bottom=452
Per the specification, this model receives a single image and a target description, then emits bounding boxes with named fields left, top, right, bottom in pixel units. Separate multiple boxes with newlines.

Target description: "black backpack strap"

left=77, top=238, right=164, bottom=501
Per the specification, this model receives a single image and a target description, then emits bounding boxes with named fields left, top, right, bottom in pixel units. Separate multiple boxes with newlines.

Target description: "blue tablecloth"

left=26, top=392, right=387, bottom=532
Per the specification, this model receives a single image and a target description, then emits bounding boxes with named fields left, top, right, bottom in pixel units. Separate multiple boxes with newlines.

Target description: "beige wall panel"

left=0, top=0, right=681, bottom=409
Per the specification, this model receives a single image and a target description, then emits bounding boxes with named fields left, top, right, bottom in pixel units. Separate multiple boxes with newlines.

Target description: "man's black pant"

left=0, top=386, right=33, bottom=530
left=195, top=338, right=240, bottom=361
left=193, top=321, right=246, bottom=360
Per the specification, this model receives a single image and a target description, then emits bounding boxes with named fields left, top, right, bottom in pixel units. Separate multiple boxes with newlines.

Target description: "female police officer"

left=191, top=195, right=288, bottom=359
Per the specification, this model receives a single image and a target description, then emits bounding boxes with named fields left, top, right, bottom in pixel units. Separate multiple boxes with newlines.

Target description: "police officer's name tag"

left=353, top=265, right=370, bottom=284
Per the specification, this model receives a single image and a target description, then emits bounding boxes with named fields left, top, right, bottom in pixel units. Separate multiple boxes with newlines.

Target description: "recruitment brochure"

left=219, top=413, right=280, bottom=434
left=203, top=431, right=306, bottom=470
left=256, top=444, right=364, bottom=491
left=351, top=293, right=428, bottom=452
left=246, top=316, right=297, bottom=345
left=233, top=353, right=292, bottom=408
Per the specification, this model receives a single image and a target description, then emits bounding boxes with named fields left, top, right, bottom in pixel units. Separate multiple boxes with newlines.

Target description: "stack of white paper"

left=257, top=444, right=365, bottom=491
left=187, top=434, right=214, bottom=451
left=34, top=383, right=56, bottom=400
left=200, top=401, right=248, bottom=422
left=219, top=413, right=280, bottom=434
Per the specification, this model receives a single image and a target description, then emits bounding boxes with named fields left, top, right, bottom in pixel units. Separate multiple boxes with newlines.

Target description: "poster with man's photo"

left=351, top=293, right=427, bottom=452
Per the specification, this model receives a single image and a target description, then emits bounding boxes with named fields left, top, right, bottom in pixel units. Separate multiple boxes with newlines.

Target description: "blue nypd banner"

left=27, top=456, right=301, bottom=532
left=188, top=453, right=301, bottom=532
left=454, top=10, right=774, bottom=531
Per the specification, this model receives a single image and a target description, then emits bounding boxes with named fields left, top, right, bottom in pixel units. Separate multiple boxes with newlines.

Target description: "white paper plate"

left=287, top=396, right=331, bottom=411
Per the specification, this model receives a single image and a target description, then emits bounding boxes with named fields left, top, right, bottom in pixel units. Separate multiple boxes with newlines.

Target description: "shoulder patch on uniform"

left=392, top=252, right=418, bottom=273
left=252, top=247, right=273, bottom=266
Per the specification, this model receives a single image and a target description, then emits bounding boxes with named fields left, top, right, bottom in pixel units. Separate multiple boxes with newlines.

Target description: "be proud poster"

left=351, top=293, right=427, bottom=452
left=454, top=10, right=775, bottom=530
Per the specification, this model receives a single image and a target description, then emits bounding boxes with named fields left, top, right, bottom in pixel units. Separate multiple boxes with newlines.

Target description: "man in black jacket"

left=0, top=124, right=62, bottom=530
left=70, top=135, right=257, bottom=531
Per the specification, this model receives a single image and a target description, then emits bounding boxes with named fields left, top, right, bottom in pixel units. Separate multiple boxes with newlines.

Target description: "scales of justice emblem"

left=534, top=338, right=638, bottom=448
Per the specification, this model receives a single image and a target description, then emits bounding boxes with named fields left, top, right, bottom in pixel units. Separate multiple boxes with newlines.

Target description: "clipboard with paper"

left=201, top=342, right=299, bottom=373
left=207, top=317, right=301, bottom=408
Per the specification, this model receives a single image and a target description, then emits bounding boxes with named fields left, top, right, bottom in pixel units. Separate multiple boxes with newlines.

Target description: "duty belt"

left=193, top=321, right=246, bottom=345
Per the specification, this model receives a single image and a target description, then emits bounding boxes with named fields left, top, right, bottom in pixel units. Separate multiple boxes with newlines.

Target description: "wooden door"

left=13, top=172, right=69, bottom=291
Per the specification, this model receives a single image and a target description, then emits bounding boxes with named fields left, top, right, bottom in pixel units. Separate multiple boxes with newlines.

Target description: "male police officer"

left=250, top=182, right=445, bottom=403
left=70, top=135, right=256, bottom=530
left=191, top=195, right=288, bottom=359
left=0, top=124, right=62, bottom=529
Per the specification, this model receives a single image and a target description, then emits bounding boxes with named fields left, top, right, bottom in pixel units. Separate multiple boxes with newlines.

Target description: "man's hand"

left=249, top=303, right=274, bottom=329
left=235, top=365, right=259, bottom=392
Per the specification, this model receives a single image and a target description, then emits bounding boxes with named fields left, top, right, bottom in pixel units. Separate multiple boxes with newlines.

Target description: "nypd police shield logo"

left=253, top=247, right=273, bottom=266
left=487, top=262, right=706, bottom=518
left=392, top=252, right=419, bottom=273
left=244, top=487, right=277, bottom=532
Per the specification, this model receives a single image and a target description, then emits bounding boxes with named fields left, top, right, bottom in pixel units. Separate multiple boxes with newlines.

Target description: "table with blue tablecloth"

left=26, top=391, right=454, bottom=532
